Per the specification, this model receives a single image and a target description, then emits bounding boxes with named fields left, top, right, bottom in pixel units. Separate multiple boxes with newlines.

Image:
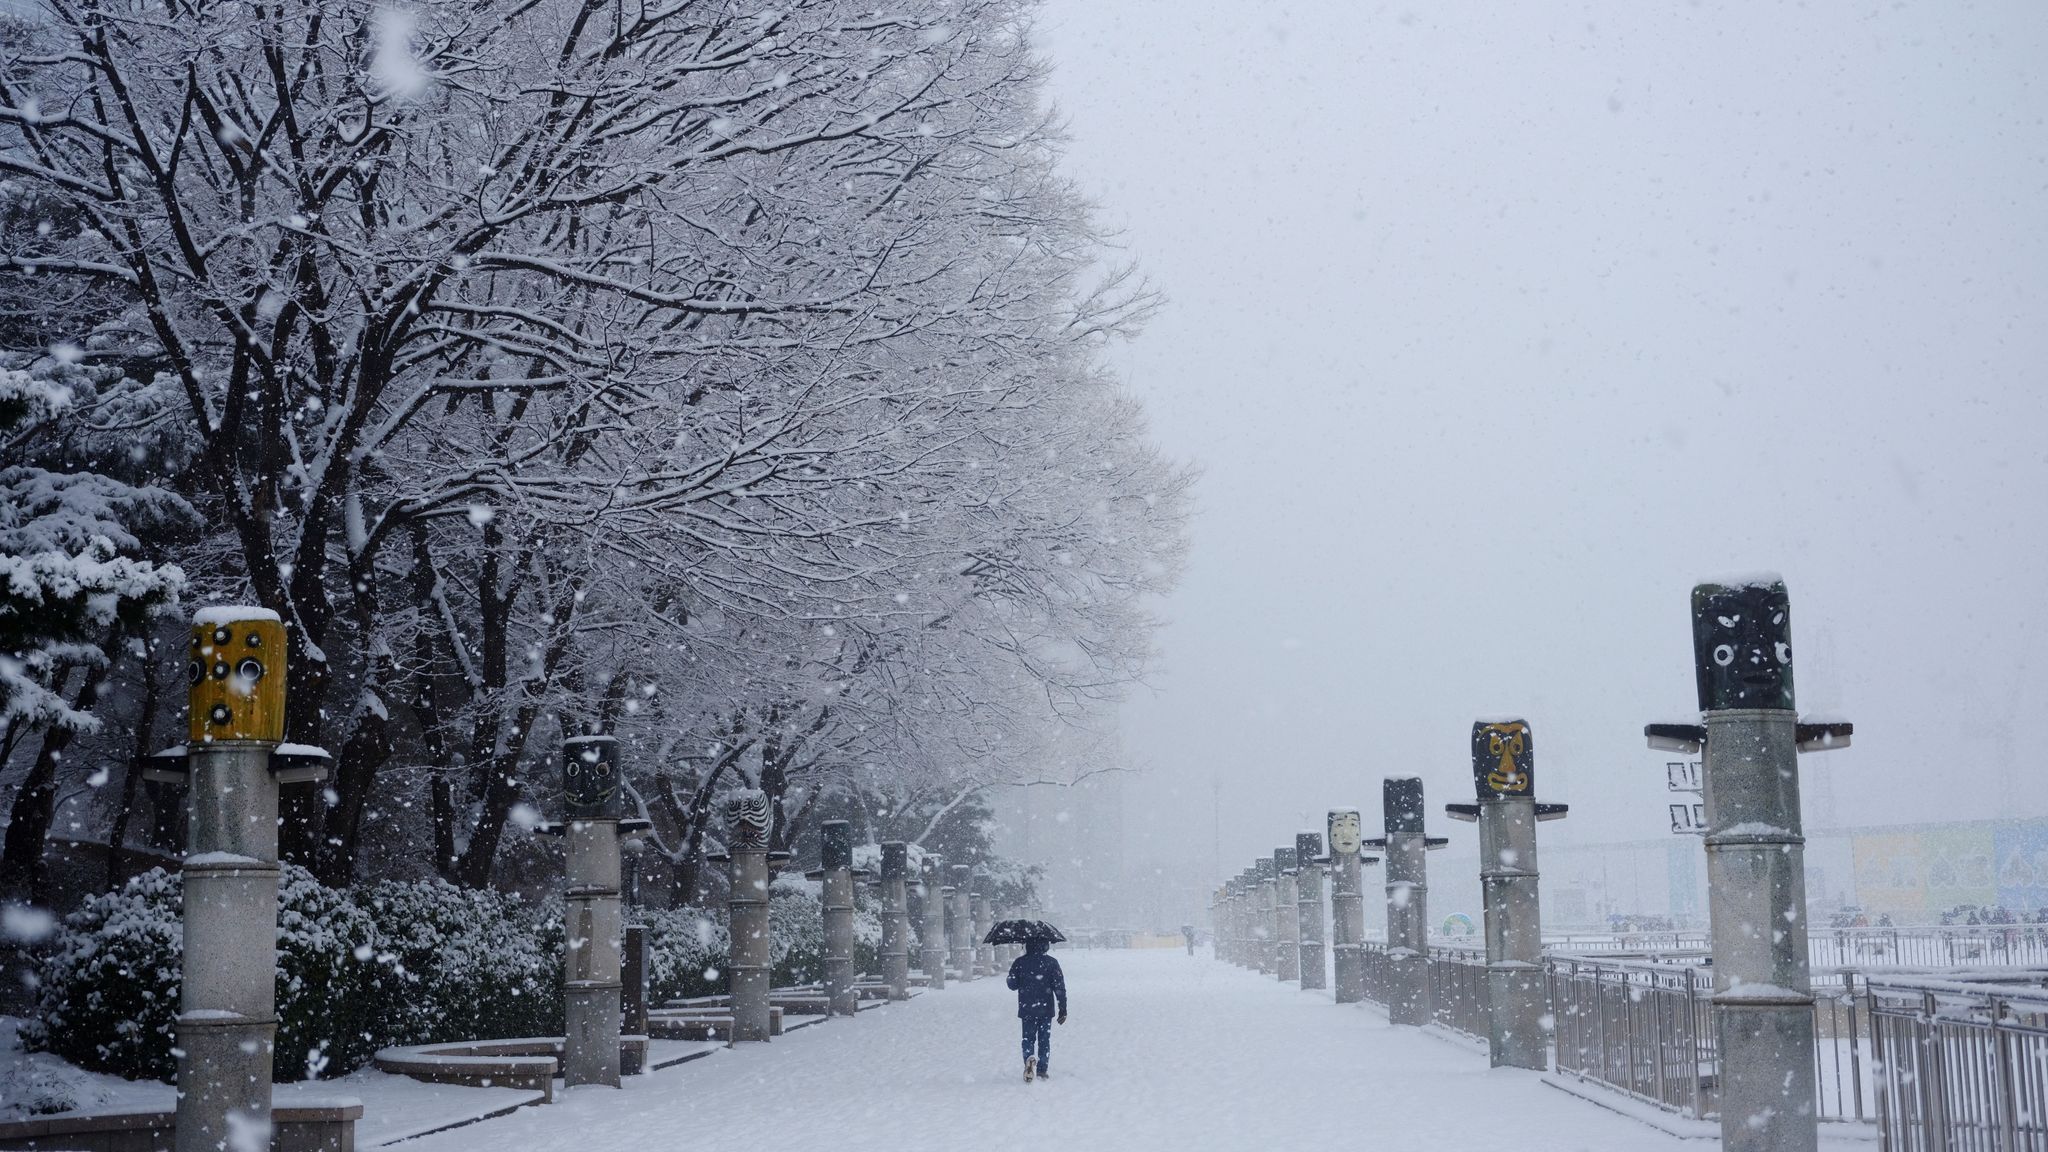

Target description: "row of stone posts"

left=1207, top=577, right=1846, bottom=1152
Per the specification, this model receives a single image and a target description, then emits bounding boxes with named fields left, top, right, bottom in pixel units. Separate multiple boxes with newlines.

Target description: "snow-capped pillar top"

left=881, top=841, right=910, bottom=882
left=188, top=607, right=286, bottom=745
left=1472, top=719, right=1533, bottom=799
left=1296, top=831, right=1323, bottom=864
left=1274, top=847, right=1297, bottom=875
left=1691, top=576, right=1795, bottom=712
left=1383, top=776, right=1427, bottom=835
left=821, top=820, right=853, bottom=871
left=562, top=735, right=622, bottom=820
left=1254, top=856, right=1276, bottom=882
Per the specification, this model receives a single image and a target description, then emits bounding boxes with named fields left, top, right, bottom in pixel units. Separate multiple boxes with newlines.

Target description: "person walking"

left=1181, top=924, right=1196, bottom=955
left=1007, top=939, right=1067, bottom=1082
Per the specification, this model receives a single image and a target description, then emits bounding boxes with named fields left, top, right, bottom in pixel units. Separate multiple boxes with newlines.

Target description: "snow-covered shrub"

left=20, top=866, right=180, bottom=1080
left=274, top=868, right=377, bottom=1079
left=27, top=866, right=561, bottom=1082
left=0, top=1048, right=113, bottom=1119
left=852, top=898, right=883, bottom=978
left=769, top=875, right=824, bottom=986
left=638, top=905, right=728, bottom=1004
left=350, top=880, right=559, bottom=1050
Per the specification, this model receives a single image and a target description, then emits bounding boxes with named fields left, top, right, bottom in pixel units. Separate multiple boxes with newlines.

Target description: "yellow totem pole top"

left=188, top=607, right=287, bottom=745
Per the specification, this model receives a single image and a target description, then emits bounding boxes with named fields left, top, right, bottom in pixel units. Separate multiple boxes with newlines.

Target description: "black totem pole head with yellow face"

left=1691, top=578, right=1795, bottom=712
left=1472, top=719, right=1534, bottom=799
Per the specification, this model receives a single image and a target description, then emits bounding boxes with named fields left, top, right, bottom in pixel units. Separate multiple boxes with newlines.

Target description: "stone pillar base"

left=564, top=984, right=623, bottom=1085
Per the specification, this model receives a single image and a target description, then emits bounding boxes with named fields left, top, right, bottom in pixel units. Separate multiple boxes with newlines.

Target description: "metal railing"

left=1547, top=956, right=1719, bottom=1118
left=1866, top=975, right=2048, bottom=1151
left=1544, top=927, right=2048, bottom=971
left=1428, top=945, right=1490, bottom=1041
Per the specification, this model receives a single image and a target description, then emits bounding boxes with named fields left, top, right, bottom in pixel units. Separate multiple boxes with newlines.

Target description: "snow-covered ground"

left=395, top=948, right=1697, bottom=1152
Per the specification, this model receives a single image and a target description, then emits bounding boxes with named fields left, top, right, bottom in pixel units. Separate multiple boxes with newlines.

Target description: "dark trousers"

left=1020, top=1012, right=1053, bottom=1071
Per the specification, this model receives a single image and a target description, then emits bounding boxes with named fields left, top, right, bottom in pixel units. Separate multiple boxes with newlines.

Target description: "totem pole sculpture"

left=1253, top=857, right=1278, bottom=974
left=560, top=735, right=630, bottom=1081
left=172, top=608, right=319, bottom=1152
left=1240, top=874, right=1257, bottom=968
left=1324, top=809, right=1380, bottom=1003
left=1215, top=881, right=1233, bottom=964
left=972, top=881, right=995, bottom=977
left=1446, top=720, right=1568, bottom=1069
left=714, top=789, right=781, bottom=1042
left=1364, top=777, right=1448, bottom=1025
left=1644, top=578, right=1851, bottom=1152
left=1273, top=847, right=1301, bottom=982
left=805, top=821, right=865, bottom=1016
left=879, top=843, right=914, bottom=999
left=948, top=864, right=976, bottom=980
left=1294, top=832, right=1328, bottom=991
left=919, top=855, right=950, bottom=989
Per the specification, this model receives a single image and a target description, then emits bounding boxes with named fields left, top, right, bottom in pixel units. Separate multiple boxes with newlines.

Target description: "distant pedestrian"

left=1181, top=924, right=1196, bottom=955
left=1007, top=939, right=1067, bottom=1082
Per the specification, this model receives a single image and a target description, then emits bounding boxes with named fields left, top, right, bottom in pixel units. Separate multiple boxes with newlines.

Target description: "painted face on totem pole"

left=187, top=610, right=287, bottom=744
left=1296, top=832, right=1323, bottom=863
left=821, top=821, right=853, bottom=871
left=1691, top=579, right=1796, bottom=712
left=725, top=790, right=771, bottom=848
left=1472, top=719, right=1535, bottom=799
left=562, top=736, right=621, bottom=819
left=1327, top=811, right=1363, bottom=856
left=1383, top=776, right=1426, bottom=834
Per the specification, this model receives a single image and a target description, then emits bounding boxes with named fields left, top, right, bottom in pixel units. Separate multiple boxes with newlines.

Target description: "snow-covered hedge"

left=24, top=866, right=558, bottom=1081
left=25, top=865, right=837, bottom=1079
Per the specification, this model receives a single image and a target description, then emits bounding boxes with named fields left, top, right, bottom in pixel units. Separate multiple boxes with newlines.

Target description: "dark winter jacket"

left=1006, top=951, right=1067, bottom=1019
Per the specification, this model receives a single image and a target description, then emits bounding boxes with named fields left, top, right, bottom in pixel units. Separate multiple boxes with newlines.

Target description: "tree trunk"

left=104, top=650, right=162, bottom=891
left=0, top=661, right=107, bottom=904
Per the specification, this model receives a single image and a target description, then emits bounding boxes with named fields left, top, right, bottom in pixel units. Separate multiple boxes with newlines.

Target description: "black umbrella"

left=983, top=919, right=1066, bottom=945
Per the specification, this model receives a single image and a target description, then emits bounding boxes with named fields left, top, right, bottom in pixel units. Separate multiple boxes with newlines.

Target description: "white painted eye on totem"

left=1775, top=642, right=1792, bottom=664
left=1714, top=644, right=1735, bottom=667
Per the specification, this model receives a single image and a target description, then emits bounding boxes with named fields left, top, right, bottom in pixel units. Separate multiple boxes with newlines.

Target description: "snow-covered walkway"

left=400, top=948, right=1688, bottom=1152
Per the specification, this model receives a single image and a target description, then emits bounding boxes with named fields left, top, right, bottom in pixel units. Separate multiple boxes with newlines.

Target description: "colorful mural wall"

left=1848, top=819, right=2048, bottom=920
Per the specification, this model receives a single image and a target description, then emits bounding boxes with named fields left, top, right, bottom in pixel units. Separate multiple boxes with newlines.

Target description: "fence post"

left=1994, top=997, right=2018, bottom=1152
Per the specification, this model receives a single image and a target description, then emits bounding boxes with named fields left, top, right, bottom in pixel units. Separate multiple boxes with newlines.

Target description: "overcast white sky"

left=1032, top=0, right=2048, bottom=894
